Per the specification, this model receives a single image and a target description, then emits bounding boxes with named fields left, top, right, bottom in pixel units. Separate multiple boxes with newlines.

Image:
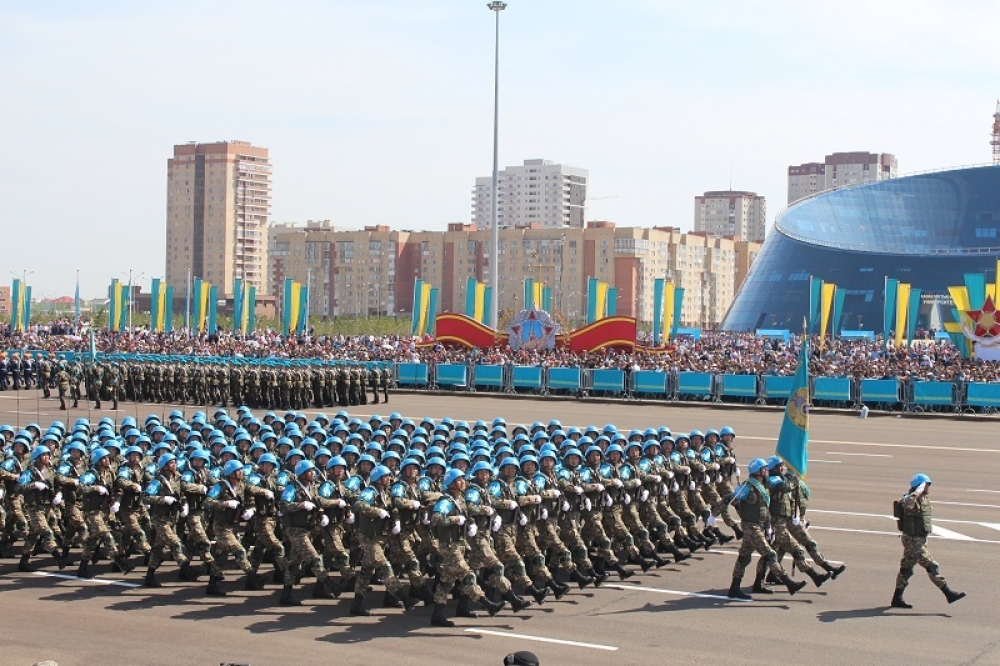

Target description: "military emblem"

left=786, top=386, right=810, bottom=429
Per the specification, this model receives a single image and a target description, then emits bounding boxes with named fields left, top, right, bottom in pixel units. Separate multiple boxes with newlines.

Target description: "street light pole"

left=488, top=1, right=507, bottom=330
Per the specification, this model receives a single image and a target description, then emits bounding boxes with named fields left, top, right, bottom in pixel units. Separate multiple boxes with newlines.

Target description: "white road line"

left=33, top=571, right=140, bottom=588
left=808, top=525, right=1000, bottom=545
left=704, top=549, right=844, bottom=565
left=825, top=451, right=892, bottom=458
left=979, top=523, right=1000, bottom=532
left=463, top=628, right=618, bottom=652
left=968, top=489, right=1000, bottom=494
left=931, top=526, right=976, bottom=541
left=808, top=460, right=842, bottom=464
left=605, top=583, right=750, bottom=602
left=742, top=435, right=1000, bottom=454
left=811, top=508, right=995, bottom=528
left=935, top=501, right=1000, bottom=509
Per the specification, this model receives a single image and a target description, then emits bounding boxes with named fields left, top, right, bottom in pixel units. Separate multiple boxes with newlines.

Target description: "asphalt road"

left=1, top=389, right=999, bottom=666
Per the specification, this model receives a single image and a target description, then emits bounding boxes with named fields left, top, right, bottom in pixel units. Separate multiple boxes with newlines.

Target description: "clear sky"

left=3, top=0, right=998, bottom=298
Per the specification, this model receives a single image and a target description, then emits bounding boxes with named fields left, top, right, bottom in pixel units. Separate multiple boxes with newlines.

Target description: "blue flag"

left=776, top=338, right=810, bottom=477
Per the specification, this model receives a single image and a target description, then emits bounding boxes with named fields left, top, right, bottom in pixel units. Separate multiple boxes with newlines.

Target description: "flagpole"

left=185, top=268, right=192, bottom=333
left=75, top=269, right=81, bottom=332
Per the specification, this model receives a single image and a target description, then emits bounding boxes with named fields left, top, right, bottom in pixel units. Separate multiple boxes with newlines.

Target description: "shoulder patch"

left=487, top=480, right=503, bottom=498
left=246, top=473, right=263, bottom=487
left=18, top=470, right=33, bottom=486
left=418, top=477, right=433, bottom=492
left=317, top=481, right=334, bottom=499
left=79, top=471, right=98, bottom=486
left=465, top=487, right=482, bottom=504
left=117, top=467, right=133, bottom=480
left=280, top=485, right=298, bottom=503
left=390, top=482, right=407, bottom=498
left=181, top=470, right=195, bottom=484
left=57, top=463, right=72, bottom=476
left=358, top=487, right=377, bottom=505
left=433, top=497, right=455, bottom=515
left=207, top=483, right=223, bottom=500
left=144, top=479, right=162, bottom=496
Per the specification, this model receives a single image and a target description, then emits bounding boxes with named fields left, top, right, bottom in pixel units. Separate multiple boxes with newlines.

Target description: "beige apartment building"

left=694, top=191, right=767, bottom=243
left=787, top=152, right=897, bottom=205
left=165, top=141, right=271, bottom=297
left=270, top=222, right=760, bottom=330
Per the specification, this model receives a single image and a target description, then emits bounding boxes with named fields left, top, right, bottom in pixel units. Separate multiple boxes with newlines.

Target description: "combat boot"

left=312, top=580, right=334, bottom=599
left=456, top=596, right=480, bottom=618
left=780, top=573, right=807, bottom=595
left=113, top=555, right=134, bottom=574
left=589, top=567, right=609, bottom=587
left=822, top=562, right=847, bottom=579
left=890, top=588, right=912, bottom=609
left=527, top=582, right=549, bottom=604
left=751, top=572, right=773, bottom=595
left=50, top=549, right=68, bottom=570
left=143, top=567, right=162, bottom=588
left=732, top=525, right=744, bottom=540
left=401, top=590, right=419, bottom=611
left=942, top=586, right=967, bottom=604
left=271, top=567, right=285, bottom=585
left=244, top=573, right=267, bottom=591
left=430, top=603, right=455, bottom=627
left=178, top=562, right=199, bottom=582
left=652, top=554, right=671, bottom=568
left=502, top=590, right=532, bottom=613
left=350, top=593, right=371, bottom=616
left=712, top=527, right=734, bottom=544
left=611, top=560, right=634, bottom=580
left=806, top=567, right=831, bottom=588
left=631, top=555, right=654, bottom=573
left=279, top=584, right=301, bottom=607
left=480, top=595, right=506, bottom=617
left=205, top=575, right=226, bottom=597
left=76, top=560, right=93, bottom=580
left=671, top=546, right=690, bottom=563
left=569, top=568, right=594, bottom=589
left=18, top=553, right=35, bottom=572
left=728, top=579, right=752, bottom=600
left=546, top=579, right=570, bottom=600
left=381, top=590, right=402, bottom=608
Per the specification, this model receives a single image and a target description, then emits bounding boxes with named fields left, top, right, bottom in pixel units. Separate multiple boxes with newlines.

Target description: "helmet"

left=222, top=460, right=244, bottom=477
left=766, top=456, right=783, bottom=471
left=90, top=447, right=111, bottom=465
left=369, top=465, right=393, bottom=484
left=470, top=460, right=493, bottom=476
left=443, top=468, right=465, bottom=488
left=30, top=446, right=51, bottom=463
left=910, top=473, right=932, bottom=488
left=327, top=455, right=348, bottom=470
left=748, top=458, right=768, bottom=475
left=295, top=460, right=317, bottom=477
left=720, top=426, right=736, bottom=437
left=157, top=453, right=177, bottom=471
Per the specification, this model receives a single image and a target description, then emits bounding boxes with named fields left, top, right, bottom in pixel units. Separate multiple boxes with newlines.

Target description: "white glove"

left=225, top=499, right=240, bottom=509
left=584, top=497, right=592, bottom=511
left=391, top=521, right=401, bottom=534
left=914, top=483, right=927, bottom=496
left=491, top=515, right=502, bottom=532
left=716, top=474, right=723, bottom=484
left=96, top=485, right=109, bottom=496
left=666, top=471, right=674, bottom=479
left=346, top=512, right=355, bottom=524
left=53, top=492, right=63, bottom=506
left=612, top=479, right=623, bottom=488
left=706, top=514, right=716, bottom=526
left=302, top=501, right=316, bottom=511
left=660, top=485, right=669, bottom=496
left=703, top=476, right=712, bottom=486
left=551, top=489, right=561, bottom=497
left=735, top=467, right=741, bottom=478
left=408, top=500, right=421, bottom=510
left=573, top=486, right=583, bottom=495
left=505, top=500, right=518, bottom=510
left=334, top=498, right=347, bottom=508
left=377, top=508, right=390, bottom=519
left=241, top=508, right=255, bottom=521
left=532, top=495, right=542, bottom=505
left=110, top=501, right=120, bottom=514
left=766, top=527, right=774, bottom=542
left=623, top=493, right=631, bottom=505
left=33, top=482, right=47, bottom=491
left=422, top=514, right=430, bottom=525
left=163, top=496, right=176, bottom=506
left=483, top=506, right=494, bottom=515
left=454, top=515, right=466, bottom=526
left=791, top=516, right=800, bottom=526
left=688, top=481, right=696, bottom=491
left=540, top=507, right=548, bottom=520
left=264, top=490, right=274, bottom=500
left=651, top=475, right=661, bottom=484
left=321, top=515, right=330, bottom=527
left=671, top=482, right=679, bottom=492
left=639, top=489, right=649, bottom=502
left=467, top=522, right=478, bottom=537
left=518, top=513, right=528, bottom=526
left=180, top=504, right=189, bottom=518
left=70, top=479, right=79, bottom=487
left=561, top=500, right=570, bottom=512
left=603, top=495, right=613, bottom=508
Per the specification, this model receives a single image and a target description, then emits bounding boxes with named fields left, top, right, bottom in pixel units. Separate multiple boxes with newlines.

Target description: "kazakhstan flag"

left=776, top=338, right=810, bottom=477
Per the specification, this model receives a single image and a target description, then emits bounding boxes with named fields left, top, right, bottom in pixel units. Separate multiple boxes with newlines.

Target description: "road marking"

left=33, top=571, right=140, bottom=588
left=808, top=460, right=842, bottom=464
left=808, top=525, right=1000, bottom=545
left=742, top=435, right=1000, bottom=454
left=463, top=628, right=618, bottom=652
left=605, top=583, right=749, bottom=602
left=980, top=523, right=1000, bottom=532
left=968, top=489, right=1000, bottom=494
left=931, top=525, right=976, bottom=541
left=825, top=451, right=892, bottom=458
left=705, top=549, right=844, bottom=565
left=935, top=501, right=1000, bottom=509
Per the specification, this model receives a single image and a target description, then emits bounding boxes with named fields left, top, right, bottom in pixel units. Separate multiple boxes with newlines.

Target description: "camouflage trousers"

left=355, top=535, right=402, bottom=596
left=320, top=523, right=350, bottom=575
left=734, top=522, right=782, bottom=581
left=777, top=518, right=832, bottom=568
left=63, top=502, right=88, bottom=547
left=287, top=526, right=327, bottom=583
left=534, top=517, right=575, bottom=573
left=493, top=524, right=532, bottom=589
left=117, top=509, right=151, bottom=554
left=670, top=489, right=699, bottom=530
left=433, top=541, right=484, bottom=605
left=712, top=481, right=740, bottom=529
left=250, top=517, right=288, bottom=574
left=688, top=486, right=710, bottom=517
left=184, top=514, right=215, bottom=565
left=24, top=507, right=58, bottom=554
left=757, top=517, right=810, bottom=577
left=467, top=533, right=511, bottom=593
left=5, top=494, right=28, bottom=536
left=639, top=500, right=677, bottom=550
left=210, top=525, right=252, bottom=577
left=602, top=507, right=640, bottom=559
left=516, top=524, right=554, bottom=582
left=149, top=516, right=189, bottom=569
left=622, top=501, right=657, bottom=556
left=896, top=535, right=946, bottom=590
left=82, top=511, right=118, bottom=560
left=579, top=511, right=617, bottom=563
left=558, top=514, right=594, bottom=570
left=388, top=529, right=425, bottom=589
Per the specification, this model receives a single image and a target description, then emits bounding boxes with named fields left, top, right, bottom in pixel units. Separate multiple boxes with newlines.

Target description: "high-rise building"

left=694, top=191, right=767, bottom=243
left=472, top=159, right=588, bottom=229
left=165, top=140, right=271, bottom=296
left=787, top=151, right=897, bottom=205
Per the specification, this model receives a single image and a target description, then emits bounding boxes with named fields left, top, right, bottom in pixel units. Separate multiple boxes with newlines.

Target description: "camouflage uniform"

left=280, top=478, right=330, bottom=589
left=207, top=479, right=254, bottom=578
left=144, top=472, right=190, bottom=571
left=180, top=464, right=215, bottom=570
left=115, top=462, right=152, bottom=556
left=487, top=475, right=534, bottom=590
left=80, top=467, right=120, bottom=565
left=896, top=492, right=946, bottom=591
left=246, top=469, right=289, bottom=579
left=352, top=484, right=406, bottom=598
left=430, top=492, right=486, bottom=605
left=732, top=479, right=784, bottom=582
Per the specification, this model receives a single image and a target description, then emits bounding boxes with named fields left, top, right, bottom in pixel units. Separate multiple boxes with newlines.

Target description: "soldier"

left=429, top=468, right=506, bottom=627
left=279, top=459, right=335, bottom=606
left=1, top=435, right=32, bottom=554
left=0, top=352, right=8, bottom=389
left=56, top=363, right=71, bottom=410
left=114, top=446, right=153, bottom=569
left=635, top=440, right=690, bottom=563
left=574, top=444, right=634, bottom=581
left=891, top=473, right=966, bottom=608
left=619, top=442, right=670, bottom=569
left=369, top=366, right=381, bottom=405
left=142, top=453, right=199, bottom=587
left=10, top=353, right=22, bottom=390
left=179, top=449, right=216, bottom=577
left=77, top=447, right=132, bottom=578
left=380, top=366, right=391, bottom=404
left=17, top=446, right=69, bottom=571
left=350, top=464, right=418, bottom=616
left=596, top=444, right=653, bottom=573
left=69, top=361, right=84, bottom=408
left=533, top=449, right=595, bottom=588
left=514, top=455, right=570, bottom=599
left=772, top=461, right=846, bottom=584
left=711, top=426, right=744, bottom=539
left=727, top=458, right=807, bottom=600
left=55, top=442, right=89, bottom=561
left=488, top=457, right=549, bottom=605
left=39, top=356, right=52, bottom=398
left=246, top=452, right=290, bottom=587
left=336, top=367, right=350, bottom=407
left=106, top=362, right=121, bottom=410
left=388, top=457, right=433, bottom=608
left=315, top=455, right=355, bottom=595
left=205, top=460, right=266, bottom=595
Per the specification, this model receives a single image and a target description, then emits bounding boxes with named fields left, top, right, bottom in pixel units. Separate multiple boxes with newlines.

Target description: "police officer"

left=891, top=474, right=966, bottom=608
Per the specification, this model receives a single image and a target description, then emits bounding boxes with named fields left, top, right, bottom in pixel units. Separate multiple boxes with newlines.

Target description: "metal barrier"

left=547, top=367, right=582, bottom=395
left=632, top=370, right=669, bottom=398
left=859, top=378, right=902, bottom=410
left=675, top=372, right=714, bottom=401
left=966, top=382, right=1000, bottom=413
left=434, top=364, right=468, bottom=390
left=762, top=375, right=794, bottom=402
left=812, top=377, right=852, bottom=407
left=908, top=380, right=957, bottom=413
left=396, top=363, right=429, bottom=388
left=719, top=374, right=758, bottom=403
left=591, top=369, right=626, bottom=398
left=510, top=366, right=543, bottom=394
left=472, top=365, right=505, bottom=392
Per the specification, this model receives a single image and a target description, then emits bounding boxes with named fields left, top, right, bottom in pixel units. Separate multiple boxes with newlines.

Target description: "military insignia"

left=787, top=386, right=810, bottom=430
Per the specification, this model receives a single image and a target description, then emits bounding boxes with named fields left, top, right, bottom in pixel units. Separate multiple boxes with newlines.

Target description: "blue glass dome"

left=723, top=165, right=1000, bottom=332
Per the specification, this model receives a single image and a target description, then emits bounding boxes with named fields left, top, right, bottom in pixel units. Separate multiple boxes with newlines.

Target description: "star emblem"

left=967, top=295, right=1000, bottom=337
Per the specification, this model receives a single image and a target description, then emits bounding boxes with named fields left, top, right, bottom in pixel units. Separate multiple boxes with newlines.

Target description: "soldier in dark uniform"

left=380, top=366, right=391, bottom=403
left=38, top=356, right=52, bottom=398
left=337, top=367, right=350, bottom=407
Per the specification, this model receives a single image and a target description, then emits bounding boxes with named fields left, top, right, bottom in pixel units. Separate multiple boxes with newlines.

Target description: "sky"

left=3, top=0, right=1000, bottom=298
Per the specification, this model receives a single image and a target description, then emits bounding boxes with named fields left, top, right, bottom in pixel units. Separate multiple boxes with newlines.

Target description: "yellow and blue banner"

left=652, top=278, right=684, bottom=344
left=282, top=278, right=306, bottom=336
left=819, top=282, right=836, bottom=347
left=882, top=278, right=898, bottom=350
left=894, top=282, right=911, bottom=347
left=108, top=279, right=128, bottom=332
left=411, top=280, right=437, bottom=336
left=150, top=278, right=170, bottom=332
left=776, top=339, right=810, bottom=478
left=234, top=279, right=256, bottom=334
left=11, top=278, right=31, bottom=332
left=465, top=278, right=490, bottom=324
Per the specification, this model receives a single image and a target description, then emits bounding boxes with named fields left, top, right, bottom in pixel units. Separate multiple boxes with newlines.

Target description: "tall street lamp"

left=488, top=1, right=507, bottom=330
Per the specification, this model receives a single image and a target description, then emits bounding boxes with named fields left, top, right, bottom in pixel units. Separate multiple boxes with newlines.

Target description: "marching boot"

left=611, top=560, right=634, bottom=580
left=570, top=568, right=594, bottom=589
left=205, top=575, right=226, bottom=597
left=401, top=589, right=419, bottom=611
left=547, top=579, right=570, bottom=600
left=671, top=546, right=690, bottom=563
left=381, top=590, right=402, bottom=608
left=456, top=595, right=480, bottom=618
left=765, top=570, right=781, bottom=585
left=244, top=573, right=267, bottom=591
left=823, top=562, right=847, bottom=579
left=271, top=567, right=285, bottom=585
left=652, top=554, right=670, bottom=568
left=780, top=573, right=807, bottom=595
left=413, top=580, right=435, bottom=606
left=61, top=543, right=71, bottom=562
left=527, top=582, right=549, bottom=605
left=752, top=571, right=774, bottom=595
left=712, top=527, right=734, bottom=544
left=50, top=549, right=68, bottom=570
left=806, top=567, right=831, bottom=588
left=312, top=580, right=334, bottom=599
left=891, top=587, right=912, bottom=609
left=142, top=552, right=151, bottom=567
left=17, top=553, right=35, bottom=573
left=178, top=562, right=199, bottom=582
left=589, top=567, right=609, bottom=587
left=728, top=578, right=752, bottom=600
left=350, top=592, right=371, bottom=616
left=480, top=595, right=506, bottom=617
left=430, top=603, right=455, bottom=627
left=76, top=560, right=93, bottom=579
left=143, top=567, right=162, bottom=588
left=279, top=584, right=301, bottom=607
left=503, top=589, right=532, bottom=613
left=630, top=555, right=654, bottom=573
left=732, top=525, right=744, bottom=540
left=942, top=585, right=967, bottom=604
